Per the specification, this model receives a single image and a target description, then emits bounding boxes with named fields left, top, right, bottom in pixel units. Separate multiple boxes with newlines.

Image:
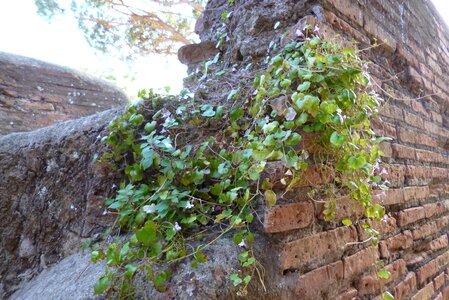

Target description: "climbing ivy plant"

left=92, top=25, right=389, bottom=297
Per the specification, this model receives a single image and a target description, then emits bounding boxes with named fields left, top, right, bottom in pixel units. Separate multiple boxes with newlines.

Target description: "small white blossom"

left=238, top=240, right=246, bottom=248
left=314, top=25, right=320, bottom=33
left=379, top=168, right=388, bottom=176
left=142, top=204, right=156, bottom=214
left=381, top=215, right=388, bottom=223
left=185, top=201, right=194, bottom=209
left=174, top=222, right=182, bottom=231
left=112, top=184, right=117, bottom=189
left=102, top=209, right=108, bottom=216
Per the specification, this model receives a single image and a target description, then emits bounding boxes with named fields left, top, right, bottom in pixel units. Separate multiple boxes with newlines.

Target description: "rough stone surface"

left=178, top=41, right=220, bottom=65
left=0, top=52, right=128, bottom=135
left=4, top=0, right=449, bottom=299
left=0, top=109, right=120, bottom=298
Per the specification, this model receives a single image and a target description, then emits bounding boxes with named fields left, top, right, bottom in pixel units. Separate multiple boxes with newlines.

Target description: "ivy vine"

left=91, top=25, right=390, bottom=298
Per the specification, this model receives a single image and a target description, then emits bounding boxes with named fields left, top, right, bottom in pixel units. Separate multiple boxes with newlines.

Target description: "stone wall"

left=195, top=0, right=449, bottom=299
left=3, top=0, right=449, bottom=299
left=0, top=52, right=128, bottom=135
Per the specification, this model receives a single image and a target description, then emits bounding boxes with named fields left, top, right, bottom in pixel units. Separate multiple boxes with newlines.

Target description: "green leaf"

left=330, top=131, right=345, bottom=147
left=342, top=218, right=352, bottom=226
left=144, top=121, right=157, bottom=132
left=382, top=291, right=395, bottom=300
left=264, top=190, right=277, bottom=206
left=263, top=121, right=279, bottom=134
left=285, top=132, right=301, bottom=146
left=320, top=101, right=338, bottom=114
left=377, top=268, right=391, bottom=279
left=242, top=257, right=255, bottom=267
left=124, top=263, right=138, bottom=279
left=94, top=276, right=110, bottom=294
left=201, top=105, right=215, bottom=117
left=136, top=221, right=157, bottom=246
left=230, top=107, right=244, bottom=120
left=297, top=81, right=311, bottom=92
left=295, top=112, right=308, bottom=126
left=229, top=273, right=243, bottom=286
left=129, top=114, right=144, bottom=125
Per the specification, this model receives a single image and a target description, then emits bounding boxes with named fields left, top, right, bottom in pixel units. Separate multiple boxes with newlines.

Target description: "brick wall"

left=0, top=52, right=128, bottom=135
left=255, top=0, right=449, bottom=299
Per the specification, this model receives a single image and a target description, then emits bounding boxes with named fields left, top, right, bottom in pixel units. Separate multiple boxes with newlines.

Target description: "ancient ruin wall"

left=0, top=52, right=128, bottom=135
left=166, top=0, right=449, bottom=298
left=3, top=0, right=449, bottom=299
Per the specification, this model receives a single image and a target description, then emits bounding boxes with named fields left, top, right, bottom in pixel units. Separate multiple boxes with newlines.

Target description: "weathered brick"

left=411, top=281, right=434, bottom=300
left=323, top=11, right=369, bottom=44
left=263, top=201, right=314, bottom=233
left=379, top=231, right=412, bottom=258
left=335, top=288, right=358, bottom=300
left=323, top=0, right=363, bottom=27
left=394, top=272, right=417, bottom=300
left=403, top=186, right=429, bottom=203
left=435, top=272, right=446, bottom=290
left=423, top=202, right=447, bottom=219
left=373, top=189, right=405, bottom=206
left=412, top=220, right=438, bottom=240
left=357, top=215, right=397, bottom=241
left=416, top=260, right=437, bottom=285
left=442, top=284, right=449, bottom=300
left=343, top=246, right=379, bottom=279
left=403, top=111, right=424, bottom=129
left=357, top=259, right=406, bottom=296
left=417, top=235, right=449, bottom=253
left=391, top=144, right=416, bottom=160
left=280, top=226, right=358, bottom=270
left=295, top=261, right=344, bottom=300
left=397, top=207, right=425, bottom=226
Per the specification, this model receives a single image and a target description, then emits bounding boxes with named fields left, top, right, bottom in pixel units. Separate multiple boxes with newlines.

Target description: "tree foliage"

left=34, top=0, right=206, bottom=58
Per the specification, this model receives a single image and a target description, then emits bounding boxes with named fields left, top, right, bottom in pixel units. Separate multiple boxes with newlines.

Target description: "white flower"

left=185, top=201, right=194, bottom=209
left=238, top=240, right=246, bottom=248
left=381, top=215, right=388, bottom=223
left=102, top=209, right=108, bottom=216
left=314, top=25, right=320, bottom=33
left=379, top=168, right=388, bottom=176
left=142, top=204, right=156, bottom=214
left=174, top=222, right=182, bottom=231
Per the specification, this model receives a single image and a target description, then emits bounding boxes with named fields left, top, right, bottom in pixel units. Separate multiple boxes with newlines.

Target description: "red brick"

left=295, top=261, right=344, bottom=300
left=442, top=285, right=449, bottom=300
left=323, top=0, right=363, bottom=26
left=394, top=272, right=417, bottom=300
left=403, top=186, right=429, bottom=203
left=280, top=226, right=358, bottom=270
left=435, top=272, right=446, bottom=290
left=379, top=231, right=413, bottom=258
left=397, top=207, right=425, bottom=226
left=391, top=144, right=416, bottom=160
left=417, top=235, right=449, bottom=253
left=373, top=189, right=404, bottom=206
left=423, top=202, right=447, bottom=219
left=343, top=246, right=379, bottom=279
left=416, top=260, right=438, bottom=285
left=357, top=259, right=406, bottom=296
left=263, top=201, right=314, bottom=233
left=357, top=215, right=397, bottom=241
left=403, top=111, right=424, bottom=128
left=412, top=222, right=437, bottom=240
left=411, top=281, right=434, bottom=300
left=335, top=288, right=358, bottom=300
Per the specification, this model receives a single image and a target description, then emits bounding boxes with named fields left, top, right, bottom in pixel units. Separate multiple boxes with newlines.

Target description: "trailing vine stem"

left=91, top=24, right=391, bottom=298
